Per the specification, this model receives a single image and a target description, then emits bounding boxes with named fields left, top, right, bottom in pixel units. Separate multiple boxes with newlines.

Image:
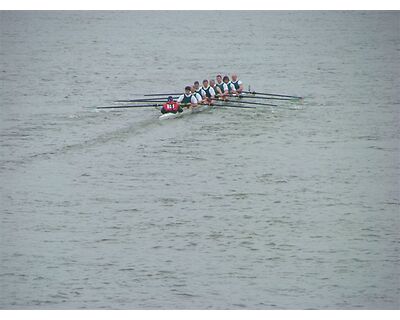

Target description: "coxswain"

left=231, top=73, right=244, bottom=94
left=161, top=96, right=183, bottom=114
left=177, top=86, right=198, bottom=108
left=201, top=79, right=216, bottom=104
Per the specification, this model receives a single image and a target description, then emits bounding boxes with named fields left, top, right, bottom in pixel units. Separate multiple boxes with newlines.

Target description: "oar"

left=221, top=99, right=278, bottom=107
left=218, top=103, right=256, bottom=109
left=97, top=104, right=162, bottom=109
left=226, top=94, right=293, bottom=101
left=184, top=102, right=255, bottom=109
left=115, top=97, right=178, bottom=103
left=115, top=99, right=167, bottom=103
left=214, top=93, right=281, bottom=100
left=143, top=93, right=181, bottom=97
left=244, top=91, right=303, bottom=99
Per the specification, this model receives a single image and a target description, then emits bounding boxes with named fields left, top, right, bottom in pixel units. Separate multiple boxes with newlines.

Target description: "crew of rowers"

left=161, top=74, right=244, bottom=114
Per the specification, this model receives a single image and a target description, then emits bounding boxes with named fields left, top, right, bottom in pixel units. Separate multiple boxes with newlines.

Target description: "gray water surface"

left=0, top=11, right=399, bottom=309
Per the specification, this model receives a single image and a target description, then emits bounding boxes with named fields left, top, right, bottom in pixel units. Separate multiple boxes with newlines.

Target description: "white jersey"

left=201, top=86, right=216, bottom=97
left=220, top=82, right=236, bottom=93
left=194, top=92, right=203, bottom=103
left=228, top=82, right=237, bottom=93
left=177, top=93, right=198, bottom=104
left=231, top=79, right=243, bottom=91
left=195, top=88, right=206, bottom=98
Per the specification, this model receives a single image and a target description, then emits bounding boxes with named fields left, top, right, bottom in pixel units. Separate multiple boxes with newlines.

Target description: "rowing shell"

left=158, top=103, right=213, bottom=120
left=158, top=95, right=251, bottom=120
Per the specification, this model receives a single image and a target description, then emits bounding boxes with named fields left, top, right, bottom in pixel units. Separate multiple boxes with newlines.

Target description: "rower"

left=191, top=86, right=203, bottom=104
left=201, top=79, right=216, bottom=104
left=161, top=96, right=183, bottom=114
left=215, top=75, right=226, bottom=97
left=231, top=73, right=244, bottom=94
left=222, top=75, right=237, bottom=96
left=216, top=75, right=236, bottom=99
left=193, top=81, right=206, bottom=99
left=210, top=79, right=222, bottom=97
left=177, top=86, right=198, bottom=108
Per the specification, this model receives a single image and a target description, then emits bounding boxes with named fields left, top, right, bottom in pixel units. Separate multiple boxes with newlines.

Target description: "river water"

left=0, top=11, right=399, bottom=309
